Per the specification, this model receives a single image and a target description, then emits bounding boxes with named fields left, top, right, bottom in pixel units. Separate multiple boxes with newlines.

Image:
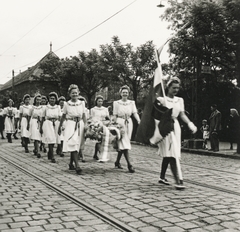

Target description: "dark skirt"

left=0, top=116, right=4, bottom=131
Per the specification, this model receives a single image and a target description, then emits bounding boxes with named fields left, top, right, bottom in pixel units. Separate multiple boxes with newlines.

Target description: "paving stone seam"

left=0, top=155, right=138, bottom=232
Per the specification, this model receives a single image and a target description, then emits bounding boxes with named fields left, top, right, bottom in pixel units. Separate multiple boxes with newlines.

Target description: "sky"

left=0, top=0, right=173, bottom=85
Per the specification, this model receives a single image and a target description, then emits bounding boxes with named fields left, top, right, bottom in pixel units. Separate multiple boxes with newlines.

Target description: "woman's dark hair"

left=33, top=94, right=41, bottom=106
left=95, top=95, right=104, bottom=106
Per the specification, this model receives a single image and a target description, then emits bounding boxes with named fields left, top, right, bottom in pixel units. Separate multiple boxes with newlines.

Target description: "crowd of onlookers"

left=200, top=104, right=240, bottom=154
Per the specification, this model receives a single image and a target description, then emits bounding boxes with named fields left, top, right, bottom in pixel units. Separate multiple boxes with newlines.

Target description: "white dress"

left=4, top=107, right=16, bottom=133
left=113, top=100, right=137, bottom=150
left=19, top=105, right=32, bottom=138
left=62, top=100, right=85, bottom=153
left=42, top=104, right=61, bottom=144
left=156, top=96, right=184, bottom=159
left=90, top=106, right=109, bottom=123
left=29, top=105, right=43, bottom=141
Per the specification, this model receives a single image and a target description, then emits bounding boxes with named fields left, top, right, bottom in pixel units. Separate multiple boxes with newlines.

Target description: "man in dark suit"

left=209, top=104, right=222, bottom=152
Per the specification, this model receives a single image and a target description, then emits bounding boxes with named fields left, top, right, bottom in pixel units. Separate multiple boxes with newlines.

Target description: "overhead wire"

left=1, top=0, right=138, bottom=81
left=0, top=1, right=63, bottom=56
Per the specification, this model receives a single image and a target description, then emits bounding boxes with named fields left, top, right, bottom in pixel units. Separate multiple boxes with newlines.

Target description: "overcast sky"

left=0, top=0, right=173, bottom=85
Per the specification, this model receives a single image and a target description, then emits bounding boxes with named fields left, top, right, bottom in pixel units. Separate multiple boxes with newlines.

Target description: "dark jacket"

left=209, top=110, right=222, bottom=133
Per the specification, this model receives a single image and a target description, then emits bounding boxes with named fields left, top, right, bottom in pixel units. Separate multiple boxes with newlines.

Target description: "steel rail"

left=0, top=156, right=138, bottom=232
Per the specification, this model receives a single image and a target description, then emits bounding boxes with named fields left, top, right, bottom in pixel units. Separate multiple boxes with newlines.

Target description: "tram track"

left=136, top=166, right=240, bottom=197
left=0, top=155, right=138, bottom=232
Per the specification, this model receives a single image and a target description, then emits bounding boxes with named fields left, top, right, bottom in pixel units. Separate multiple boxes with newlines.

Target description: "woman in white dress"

left=113, top=85, right=141, bottom=173
left=39, top=96, right=48, bottom=153
left=19, top=95, right=32, bottom=152
left=156, top=77, right=197, bottom=189
left=40, top=92, right=61, bottom=163
left=4, top=99, right=16, bottom=143
left=58, top=85, right=86, bottom=175
left=56, top=96, right=66, bottom=157
left=90, top=95, right=110, bottom=160
left=0, top=103, right=5, bottom=139
left=29, top=94, right=43, bottom=158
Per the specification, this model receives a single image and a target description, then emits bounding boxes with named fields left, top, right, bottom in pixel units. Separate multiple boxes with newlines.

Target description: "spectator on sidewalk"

left=226, top=108, right=239, bottom=150
left=0, top=103, right=5, bottom=139
left=200, top=119, right=209, bottom=149
left=228, top=109, right=240, bottom=154
left=209, top=104, right=222, bottom=152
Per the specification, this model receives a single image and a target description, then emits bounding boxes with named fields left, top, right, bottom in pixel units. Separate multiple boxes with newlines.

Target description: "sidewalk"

left=181, top=140, right=240, bottom=160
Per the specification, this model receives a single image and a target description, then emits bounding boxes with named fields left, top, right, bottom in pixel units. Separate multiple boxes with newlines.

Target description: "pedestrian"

left=200, top=119, right=209, bottom=149
left=29, top=94, right=42, bottom=158
left=13, top=103, right=21, bottom=140
left=90, top=95, right=110, bottom=161
left=19, top=94, right=32, bottom=153
left=113, top=85, right=141, bottom=173
left=226, top=108, right=239, bottom=150
left=78, top=96, right=89, bottom=162
left=56, top=96, right=66, bottom=157
left=156, top=77, right=197, bottom=190
left=3, top=99, right=16, bottom=143
left=58, top=84, right=86, bottom=175
left=209, top=104, right=222, bottom=152
left=228, top=109, right=240, bottom=154
left=39, top=96, right=48, bottom=153
left=40, top=92, right=61, bottom=163
left=0, top=103, right=5, bottom=139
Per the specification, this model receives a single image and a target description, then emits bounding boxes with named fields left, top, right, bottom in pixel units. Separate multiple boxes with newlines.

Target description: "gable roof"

left=0, top=51, right=58, bottom=91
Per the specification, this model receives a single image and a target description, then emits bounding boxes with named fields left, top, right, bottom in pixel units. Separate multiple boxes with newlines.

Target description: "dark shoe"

left=60, top=153, right=64, bottom=157
left=1, top=137, right=5, bottom=139
left=158, top=178, right=170, bottom=185
left=14, top=135, right=18, bottom=139
left=39, top=146, right=42, bottom=151
left=214, top=149, right=219, bottom=152
left=115, top=162, right=123, bottom=169
left=51, top=158, right=56, bottom=163
left=175, top=183, right=185, bottom=190
left=37, top=154, right=41, bottom=158
left=93, top=155, right=99, bottom=160
left=69, top=164, right=75, bottom=170
left=76, top=167, right=82, bottom=175
left=25, top=148, right=29, bottom=153
left=43, top=148, right=47, bottom=153
left=82, top=159, right=86, bottom=163
left=128, top=165, right=135, bottom=173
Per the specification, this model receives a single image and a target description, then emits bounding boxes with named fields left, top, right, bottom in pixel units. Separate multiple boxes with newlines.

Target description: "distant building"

left=0, top=45, right=60, bottom=101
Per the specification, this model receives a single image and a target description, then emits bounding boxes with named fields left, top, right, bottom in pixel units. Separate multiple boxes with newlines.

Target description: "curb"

left=131, top=141, right=240, bottom=160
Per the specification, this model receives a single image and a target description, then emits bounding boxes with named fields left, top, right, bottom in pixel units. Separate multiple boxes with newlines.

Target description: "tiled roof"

left=1, top=51, right=58, bottom=91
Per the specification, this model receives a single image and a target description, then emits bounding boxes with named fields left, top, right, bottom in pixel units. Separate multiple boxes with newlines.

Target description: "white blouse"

left=63, top=100, right=85, bottom=118
left=113, top=100, right=137, bottom=118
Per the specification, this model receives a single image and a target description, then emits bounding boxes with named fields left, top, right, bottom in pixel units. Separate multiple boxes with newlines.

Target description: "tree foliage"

left=100, top=36, right=157, bottom=103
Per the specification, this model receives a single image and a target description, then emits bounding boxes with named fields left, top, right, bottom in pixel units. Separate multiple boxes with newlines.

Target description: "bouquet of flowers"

left=85, top=120, right=103, bottom=141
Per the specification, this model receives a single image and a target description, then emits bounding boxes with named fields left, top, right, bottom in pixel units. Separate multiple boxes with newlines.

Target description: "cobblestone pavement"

left=0, top=138, right=240, bottom=232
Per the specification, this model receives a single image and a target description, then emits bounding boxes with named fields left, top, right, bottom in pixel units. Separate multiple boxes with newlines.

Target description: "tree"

left=100, top=36, right=157, bottom=104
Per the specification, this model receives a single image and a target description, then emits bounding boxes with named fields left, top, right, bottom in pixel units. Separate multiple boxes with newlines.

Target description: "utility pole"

left=12, top=69, right=15, bottom=99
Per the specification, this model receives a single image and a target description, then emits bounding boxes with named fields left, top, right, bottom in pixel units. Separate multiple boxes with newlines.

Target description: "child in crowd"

left=200, top=119, right=209, bottom=149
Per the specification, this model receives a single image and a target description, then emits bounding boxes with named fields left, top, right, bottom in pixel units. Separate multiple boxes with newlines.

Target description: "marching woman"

left=39, top=96, right=48, bottom=153
left=0, top=103, right=5, bottom=139
left=90, top=95, right=110, bottom=161
left=4, top=99, right=16, bottom=143
left=58, top=84, right=86, bottom=175
left=29, top=94, right=43, bottom=158
left=155, top=77, right=197, bottom=189
left=56, top=96, right=66, bottom=157
left=19, top=94, right=32, bottom=152
left=113, top=85, right=141, bottom=173
left=40, top=92, right=61, bottom=163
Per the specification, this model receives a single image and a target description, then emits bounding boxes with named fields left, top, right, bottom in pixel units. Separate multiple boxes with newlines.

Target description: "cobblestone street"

left=1, top=139, right=240, bottom=232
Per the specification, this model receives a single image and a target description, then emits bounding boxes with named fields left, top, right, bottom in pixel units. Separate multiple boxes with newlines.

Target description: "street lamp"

left=157, top=1, right=165, bottom=7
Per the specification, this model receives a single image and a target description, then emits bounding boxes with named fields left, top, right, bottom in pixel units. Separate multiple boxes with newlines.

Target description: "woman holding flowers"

left=90, top=95, right=110, bottom=160
left=58, top=84, right=86, bottom=175
left=113, top=85, right=140, bottom=173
